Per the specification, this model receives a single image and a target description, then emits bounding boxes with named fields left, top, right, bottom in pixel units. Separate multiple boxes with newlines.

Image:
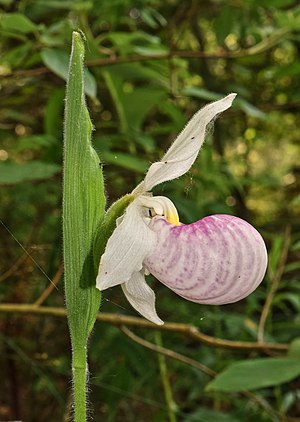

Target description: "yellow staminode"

left=166, top=210, right=180, bottom=226
left=159, top=196, right=180, bottom=226
left=138, top=195, right=180, bottom=226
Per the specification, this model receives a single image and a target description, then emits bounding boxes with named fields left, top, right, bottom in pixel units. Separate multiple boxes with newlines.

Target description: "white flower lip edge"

left=96, top=94, right=237, bottom=325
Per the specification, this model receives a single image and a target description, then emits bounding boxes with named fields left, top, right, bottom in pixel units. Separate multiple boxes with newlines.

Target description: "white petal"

left=96, top=199, right=157, bottom=291
left=122, top=271, right=164, bottom=325
left=134, top=93, right=236, bottom=193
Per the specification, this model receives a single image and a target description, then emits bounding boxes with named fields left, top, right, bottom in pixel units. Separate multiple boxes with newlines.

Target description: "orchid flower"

left=96, top=94, right=268, bottom=325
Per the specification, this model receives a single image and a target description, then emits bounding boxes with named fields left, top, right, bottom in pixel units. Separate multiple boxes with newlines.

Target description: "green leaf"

left=206, top=358, right=300, bottom=392
left=291, top=239, right=300, bottom=251
left=236, top=98, right=267, bottom=119
left=140, top=8, right=160, bottom=29
left=184, top=88, right=267, bottom=120
left=101, top=151, right=148, bottom=173
left=33, top=0, right=88, bottom=10
left=284, top=261, right=300, bottom=273
left=133, top=45, right=168, bottom=55
left=291, top=194, right=300, bottom=206
left=159, top=101, right=186, bottom=132
left=63, top=31, right=105, bottom=422
left=275, top=8, right=300, bottom=30
left=183, top=87, right=221, bottom=101
left=0, top=13, right=39, bottom=33
left=1, top=43, right=32, bottom=67
left=103, top=70, right=166, bottom=134
left=63, top=31, right=105, bottom=346
left=101, top=31, right=161, bottom=55
left=44, top=88, right=65, bottom=137
left=5, top=337, right=64, bottom=406
left=16, top=134, right=56, bottom=152
left=104, top=63, right=168, bottom=86
left=214, top=6, right=237, bottom=45
left=41, top=48, right=97, bottom=99
left=41, top=48, right=68, bottom=79
left=125, top=87, right=167, bottom=130
left=0, top=0, right=14, bottom=5
left=288, top=338, right=300, bottom=359
left=261, top=0, right=297, bottom=8
left=273, top=292, right=300, bottom=312
left=0, top=161, right=60, bottom=184
left=187, top=408, right=240, bottom=422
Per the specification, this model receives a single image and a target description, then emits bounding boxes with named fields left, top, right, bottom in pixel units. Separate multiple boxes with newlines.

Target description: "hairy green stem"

left=72, top=347, right=88, bottom=422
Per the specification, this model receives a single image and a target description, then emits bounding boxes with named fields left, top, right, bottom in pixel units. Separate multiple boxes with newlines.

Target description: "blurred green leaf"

left=206, top=358, right=300, bottom=392
left=183, top=87, right=220, bottom=101
left=140, top=8, right=160, bottom=29
left=103, top=70, right=166, bottom=137
left=184, top=88, right=266, bottom=119
left=100, top=31, right=161, bottom=55
left=41, top=48, right=70, bottom=78
left=44, top=88, right=65, bottom=137
left=288, top=338, right=300, bottom=358
left=1, top=43, right=32, bottom=67
left=291, top=194, right=300, bottom=206
left=235, top=98, right=267, bottom=119
left=16, top=134, right=56, bottom=152
left=275, top=7, right=300, bottom=30
left=140, top=7, right=167, bottom=28
left=104, top=62, right=169, bottom=87
left=273, top=293, right=300, bottom=312
left=0, top=12, right=39, bottom=33
left=41, top=48, right=97, bottom=99
left=291, top=239, right=300, bottom=251
left=101, top=151, right=148, bottom=173
left=284, top=261, right=300, bottom=273
left=187, top=408, right=240, bottom=422
left=133, top=45, right=168, bottom=55
left=256, top=0, right=296, bottom=6
left=0, top=0, right=13, bottom=5
left=0, top=161, right=60, bottom=184
left=273, top=62, right=300, bottom=78
left=214, top=6, right=237, bottom=44
left=5, top=337, right=64, bottom=406
left=125, top=87, right=167, bottom=130
left=32, top=0, right=92, bottom=10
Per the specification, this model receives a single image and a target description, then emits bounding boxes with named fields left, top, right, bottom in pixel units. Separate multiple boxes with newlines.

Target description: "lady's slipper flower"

left=96, top=94, right=268, bottom=325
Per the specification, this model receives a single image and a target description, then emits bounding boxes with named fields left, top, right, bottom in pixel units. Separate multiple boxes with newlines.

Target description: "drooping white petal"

left=96, top=199, right=157, bottom=291
left=145, top=214, right=267, bottom=305
left=134, top=93, right=236, bottom=193
left=122, top=271, right=164, bottom=325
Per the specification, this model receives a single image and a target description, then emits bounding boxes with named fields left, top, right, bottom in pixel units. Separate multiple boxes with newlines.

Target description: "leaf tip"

left=72, top=30, right=86, bottom=51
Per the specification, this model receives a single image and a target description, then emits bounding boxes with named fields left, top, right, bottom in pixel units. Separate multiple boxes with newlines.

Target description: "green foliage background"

left=1, top=0, right=300, bottom=421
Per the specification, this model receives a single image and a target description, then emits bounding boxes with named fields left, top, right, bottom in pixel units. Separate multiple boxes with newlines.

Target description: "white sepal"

left=134, top=93, right=236, bottom=193
left=122, top=271, right=164, bottom=325
left=96, top=199, right=157, bottom=291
